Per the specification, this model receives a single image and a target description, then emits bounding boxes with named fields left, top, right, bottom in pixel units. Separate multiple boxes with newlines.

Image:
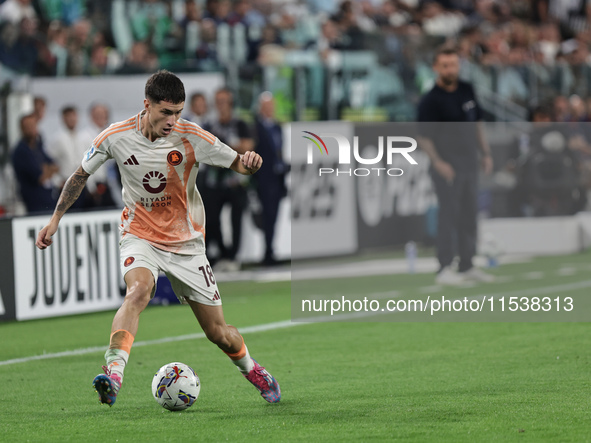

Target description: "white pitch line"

left=557, top=267, right=577, bottom=276
left=0, top=320, right=296, bottom=367
left=524, top=271, right=544, bottom=280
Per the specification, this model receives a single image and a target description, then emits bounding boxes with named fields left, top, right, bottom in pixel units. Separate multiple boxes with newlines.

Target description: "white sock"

left=104, top=348, right=129, bottom=381
left=230, top=345, right=255, bottom=375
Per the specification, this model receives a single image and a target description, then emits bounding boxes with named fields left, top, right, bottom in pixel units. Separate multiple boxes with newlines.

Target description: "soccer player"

left=35, top=70, right=281, bottom=406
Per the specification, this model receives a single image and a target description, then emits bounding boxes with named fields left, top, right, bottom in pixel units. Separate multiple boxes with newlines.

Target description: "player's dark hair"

left=61, top=105, right=77, bottom=115
left=433, top=47, right=459, bottom=64
left=145, top=70, right=186, bottom=104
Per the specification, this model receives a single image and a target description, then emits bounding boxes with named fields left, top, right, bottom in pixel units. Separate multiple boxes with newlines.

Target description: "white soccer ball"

left=152, top=362, right=201, bottom=411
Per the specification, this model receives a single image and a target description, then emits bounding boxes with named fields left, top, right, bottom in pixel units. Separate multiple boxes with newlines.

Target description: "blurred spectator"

left=249, top=23, right=281, bottom=62
left=80, top=103, right=121, bottom=208
left=568, top=94, right=589, bottom=121
left=275, top=12, right=299, bottom=49
left=375, top=0, right=412, bottom=28
left=521, top=117, right=583, bottom=215
left=332, top=1, right=366, bottom=49
left=0, top=0, right=37, bottom=25
left=203, top=0, right=232, bottom=25
left=537, top=22, right=561, bottom=64
left=33, top=96, right=46, bottom=121
left=421, top=1, right=466, bottom=37
left=502, top=102, right=588, bottom=216
left=554, top=95, right=570, bottom=121
left=497, top=48, right=529, bottom=104
left=184, top=92, right=209, bottom=126
left=307, top=0, right=339, bottom=15
left=48, top=105, right=86, bottom=187
left=83, top=102, right=109, bottom=136
left=201, top=88, right=254, bottom=271
left=87, top=44, right=108, bottom=75
left=130, top=0, right=171, bottom=54
left=317, top=18, right=346, bottom=57
left=46, top=20, right=68, bottom=75
left=117, top=41, right=157, bottom=74
left=194, top=18, right=218, bottom=64
left=565, top=94, right=591, bottom=165
left=11, top=114, right=59, bottom=214
left=0, top=0, right=587, bottom=107
left=253, top=92, right=287, bottom=266
left=179, top=0, right=201, bottom=30
left=544, top=0, right=591, bottom=38
left=0, top=18, right=38, bottom=74
left=350, top=1, right=378, bottom=33
left=32, top=96, right=49, bottom=146
left=39, top=0, right=86, bottom=26
left=18, top=16, right=41, bottom=70
left=585, top=96, right=591, bottom=117
left=66, top=18, right=93, bottom=75
left=0, top=21, right=21, bottom=71
left=47, top=105, right=95, bottom=209
left=230, top=0, right=265, bottom=27
left=2, top=0, right=591, bottom=133
left=504, top=105, right=553, bottom=216
left=85, top=30, right=122, bottom=75
left=203, top=0, right=218, bottom=21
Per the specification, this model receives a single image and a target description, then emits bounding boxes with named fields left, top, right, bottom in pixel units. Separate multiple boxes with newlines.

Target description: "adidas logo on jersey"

left=124, top=155, right=140, bottom=165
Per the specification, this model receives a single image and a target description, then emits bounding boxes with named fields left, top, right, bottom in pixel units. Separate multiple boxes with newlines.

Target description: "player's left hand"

left=36, top=219, right=59, bottom=250
left=481, top=154, right=493, bottom=175
left=241, top=151, right=262, bottom=174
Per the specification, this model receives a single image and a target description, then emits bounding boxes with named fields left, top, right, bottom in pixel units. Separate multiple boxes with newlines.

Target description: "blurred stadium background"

left=2, top=0, right=591, bottom=305
left=1, top=1, right=591, bottom=440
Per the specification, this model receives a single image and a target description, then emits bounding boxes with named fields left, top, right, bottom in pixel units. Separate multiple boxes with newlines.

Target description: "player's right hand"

left=36, top=221, right=58, bottom=250
left=434, top=159, right=455, bottom=184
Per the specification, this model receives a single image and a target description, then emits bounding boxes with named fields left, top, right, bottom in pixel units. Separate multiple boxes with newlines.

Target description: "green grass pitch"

left=1, top=252, right=590, bottom=442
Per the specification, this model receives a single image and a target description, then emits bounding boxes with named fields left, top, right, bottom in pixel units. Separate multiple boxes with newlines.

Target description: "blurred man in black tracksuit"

left=417, top=47, right=495, bottom=285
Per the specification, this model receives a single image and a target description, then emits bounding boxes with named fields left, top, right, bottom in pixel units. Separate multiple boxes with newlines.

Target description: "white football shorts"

left=119, top=235, right=222, bottom=306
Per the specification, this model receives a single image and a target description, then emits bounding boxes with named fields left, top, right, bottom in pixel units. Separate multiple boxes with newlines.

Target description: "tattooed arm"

left=36, top=166, right=90, bottom=249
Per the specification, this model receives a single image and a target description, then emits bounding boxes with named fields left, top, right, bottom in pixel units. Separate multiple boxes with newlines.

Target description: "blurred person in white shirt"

left=47, top=106, right=92, bottom=209
left=49, top=106, right=86, bottom=187
left=80, top=103, right=122, bottom=207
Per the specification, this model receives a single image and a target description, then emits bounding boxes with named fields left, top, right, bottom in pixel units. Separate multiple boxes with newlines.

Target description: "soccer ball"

left=152, top=362, right=201, bottom=411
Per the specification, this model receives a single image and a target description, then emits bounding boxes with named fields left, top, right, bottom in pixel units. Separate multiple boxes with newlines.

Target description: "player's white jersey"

left=81, top=112, right=238, bottom=254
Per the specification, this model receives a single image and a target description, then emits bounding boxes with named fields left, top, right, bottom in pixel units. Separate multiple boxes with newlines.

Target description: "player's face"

left=145, top=99, right=184, bottom=138
left=434, top=54, right=460, bottom=86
